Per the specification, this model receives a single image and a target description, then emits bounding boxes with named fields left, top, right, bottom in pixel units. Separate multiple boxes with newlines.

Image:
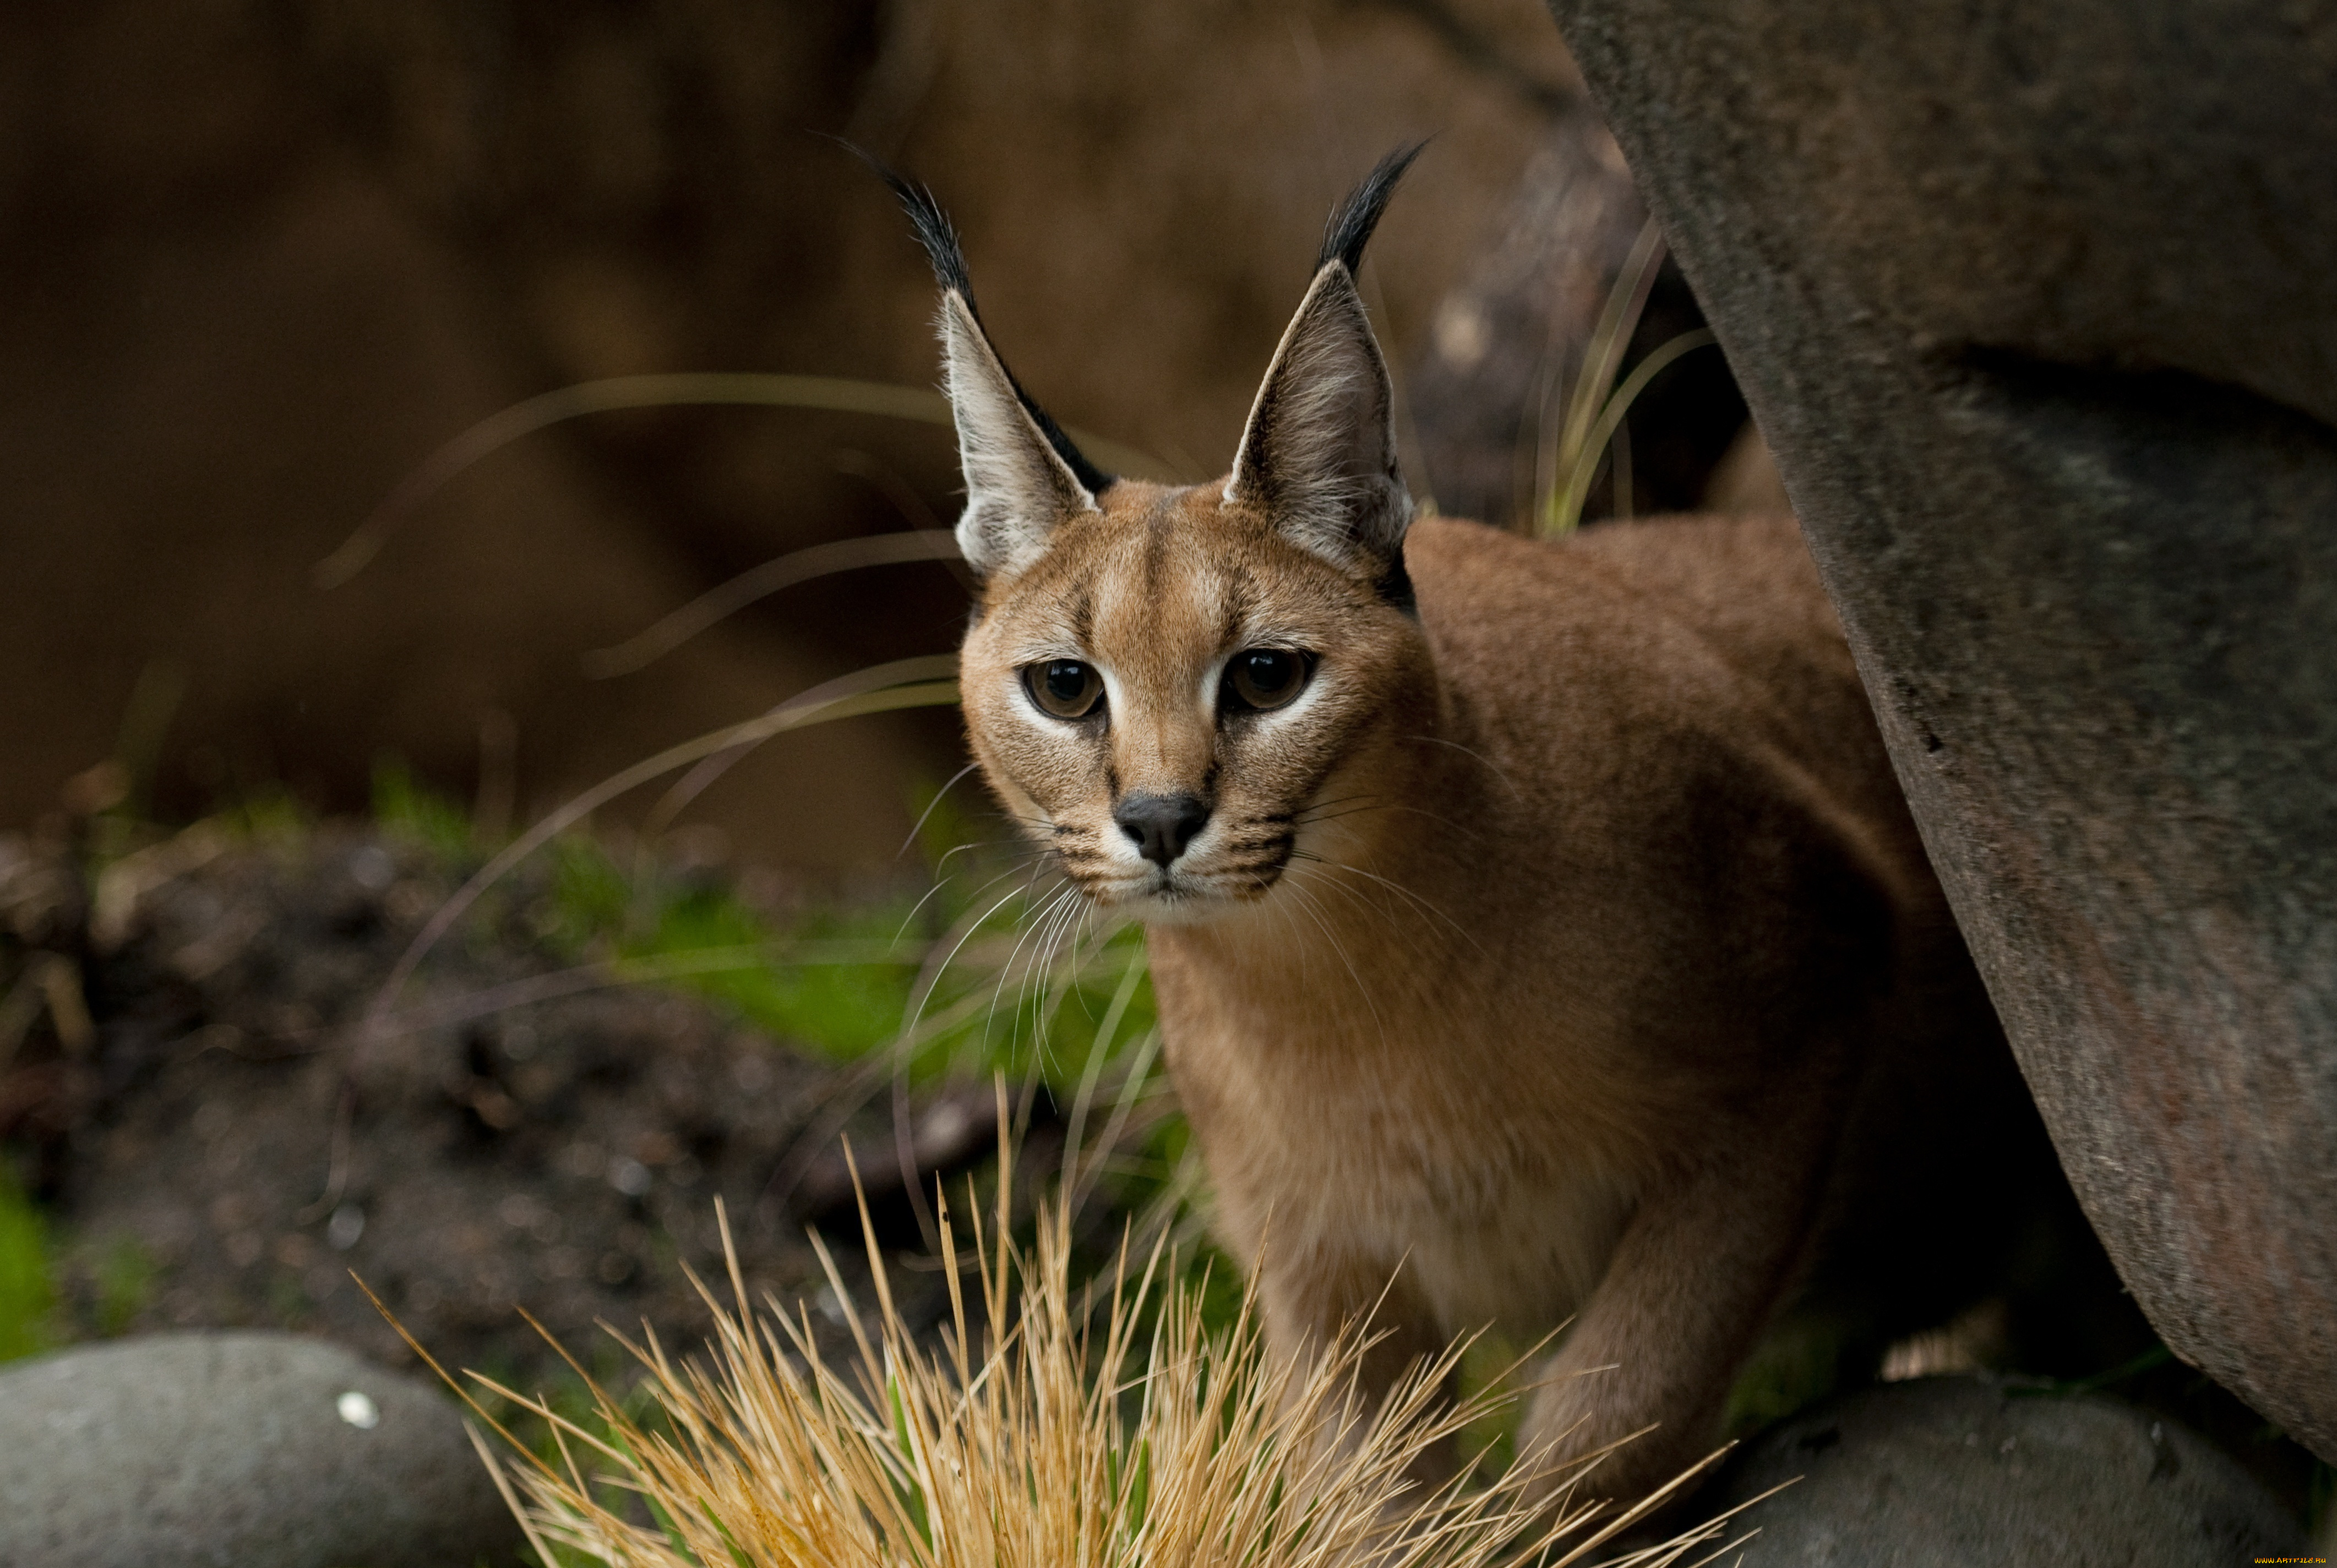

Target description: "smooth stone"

left=0, top=1330, right=524, bottom=1568
left=1699, top=1378, right=2305, bottom=1565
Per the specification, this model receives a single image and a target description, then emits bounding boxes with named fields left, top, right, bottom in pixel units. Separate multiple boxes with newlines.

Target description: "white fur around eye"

left=1005, top=661, right=1124, bottom=728
left=1208, top=644, right=1323, bottom=722
left=1240, top=669, right=1323, bottom=724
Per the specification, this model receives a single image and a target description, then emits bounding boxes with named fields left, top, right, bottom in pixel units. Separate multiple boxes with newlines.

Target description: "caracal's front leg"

left=1257, top=1239, right=1459, bottom=1494
left=1519, top=1091, right=1835, bottom=1510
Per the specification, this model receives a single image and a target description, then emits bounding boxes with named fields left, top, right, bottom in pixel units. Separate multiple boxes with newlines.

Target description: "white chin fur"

left=1089, top=869, right=1261, bottom=927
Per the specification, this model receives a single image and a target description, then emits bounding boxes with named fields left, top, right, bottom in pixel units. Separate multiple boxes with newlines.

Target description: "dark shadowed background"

left=4, top=0, right=1767, bottom=881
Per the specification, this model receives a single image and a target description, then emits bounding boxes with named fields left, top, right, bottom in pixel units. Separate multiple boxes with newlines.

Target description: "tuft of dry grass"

left=403, top=1117, right=1753, bottom=1568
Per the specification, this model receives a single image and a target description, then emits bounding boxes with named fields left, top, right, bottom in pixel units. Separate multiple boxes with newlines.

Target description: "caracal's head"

left=881, top=148, right=1435, bottom=924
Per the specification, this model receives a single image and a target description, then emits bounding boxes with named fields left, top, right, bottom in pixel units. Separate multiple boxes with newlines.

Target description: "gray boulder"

left=1544, top=0, right=2337, bottom=1456
left=0, top=1331, right=524, bottom=1568
left=1698, top=1378, right=2305, bottom=1565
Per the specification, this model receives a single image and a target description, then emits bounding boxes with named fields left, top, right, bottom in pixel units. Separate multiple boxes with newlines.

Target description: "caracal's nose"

left=1113, top=792, right=1212, bottom=868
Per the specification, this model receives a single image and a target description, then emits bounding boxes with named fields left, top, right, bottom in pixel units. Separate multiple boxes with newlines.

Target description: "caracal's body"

left=884, top=148, right=2054, bottom=1501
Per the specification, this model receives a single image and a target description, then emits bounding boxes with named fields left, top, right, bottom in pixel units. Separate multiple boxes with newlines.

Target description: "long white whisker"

left=1401, top=732, right=1527, bottom=802
left=1291, top=852, right=1415, bottom=938
left=1309, top=856, right=1485, bottom=955
left=1006, top=882, right=1078, bottom=1020
left=986, top=880, right=1080, bottom=1053
left=1061, top=943, right=1149, bottom=1200
left=896, top=761, right=986, bottom=858
left=908, top=877, right=1050, bottom=1042
left=1032, top=896, right=1099, bottom=1077
left=1278, top=875, right=1385, bottom=1042
left=889, top=845, right=1044, bottom=949
left=1013, top=888, right=1082, bottom=1070
left=1291, top=791, right=1382, bottom=819
left=1267, top=880, right=1325, bottom=993
left=894, top=850, right=1044, bottom=955
left=1035, top=892, right=1104, bottom=1076
left=1299, top=796, right=1486, bottom=843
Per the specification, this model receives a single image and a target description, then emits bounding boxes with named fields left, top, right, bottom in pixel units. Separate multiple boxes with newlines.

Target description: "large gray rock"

left=1699, top=1378, right=2305, bottom=1565
left=0, top=1331, right=524, bottom=1568
left=1544, top=0, right=2337, bottom=1456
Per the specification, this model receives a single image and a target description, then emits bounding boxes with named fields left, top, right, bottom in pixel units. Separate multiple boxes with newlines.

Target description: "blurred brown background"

left=1, top=0, right=1751, bottom=879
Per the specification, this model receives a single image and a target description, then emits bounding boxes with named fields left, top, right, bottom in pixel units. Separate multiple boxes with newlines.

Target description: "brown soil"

left=0, top=822, right=1025, bottom=1393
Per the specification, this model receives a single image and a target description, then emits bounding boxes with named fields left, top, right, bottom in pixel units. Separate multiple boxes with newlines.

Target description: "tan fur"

left=942, top=188, right=2039, bottom=1504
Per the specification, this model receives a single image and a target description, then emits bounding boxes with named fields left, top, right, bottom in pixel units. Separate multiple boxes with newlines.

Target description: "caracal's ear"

left=870, top=159, right=1112, bottom=579
left=1228, top=144, right=1424, bottom=580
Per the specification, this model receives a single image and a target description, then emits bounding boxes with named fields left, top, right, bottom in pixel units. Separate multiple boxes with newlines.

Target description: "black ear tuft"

left=842, top=141, right=1115, bottom=496
left=1315, top=141, right=1428, bottom=276
left=864, top=157, right=977, bottom=301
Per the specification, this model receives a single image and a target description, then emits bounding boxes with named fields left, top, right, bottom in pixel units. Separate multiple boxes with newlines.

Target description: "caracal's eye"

left=1023, top=658, right=1105, bottom=721
left=1223, top=648, right=1314, bottom=713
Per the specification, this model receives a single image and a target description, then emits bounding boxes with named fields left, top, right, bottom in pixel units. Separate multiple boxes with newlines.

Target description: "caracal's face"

left=959, top=480, right=1425, bottom=925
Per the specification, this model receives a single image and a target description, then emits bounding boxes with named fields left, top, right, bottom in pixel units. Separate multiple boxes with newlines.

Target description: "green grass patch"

left=626, top=880, right=922, bottom=1063
left=91, top=1234, right=158, bottom=1338
left=0, top=1163, right=56, bottom=1363
left=1722, top=1302, right=1867, bottom=1437
left=496, top=781, right=1167, bottom=1101
left=373, top=758, right=480, bottom=863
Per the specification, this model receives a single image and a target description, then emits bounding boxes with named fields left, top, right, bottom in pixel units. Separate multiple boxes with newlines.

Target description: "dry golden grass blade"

left=1543, top=328, right=1719, bottom=536
left=464, top=1146, right=1739, bottom=1568
left=314, top=371, right=1180, bottom=589
left=581, top=530, right=967, bottom=680
left=1532, top=216, right=1666, bottom=536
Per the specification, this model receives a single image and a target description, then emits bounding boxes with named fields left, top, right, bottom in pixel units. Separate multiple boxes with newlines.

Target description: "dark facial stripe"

left=1142, top=509, right=1171, bottom=607
left=1222, top=563, right=1257, bottom=651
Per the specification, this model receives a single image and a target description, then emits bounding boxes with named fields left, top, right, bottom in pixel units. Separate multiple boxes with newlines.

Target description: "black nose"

left=1113, top=792, right=1212, bottom=868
